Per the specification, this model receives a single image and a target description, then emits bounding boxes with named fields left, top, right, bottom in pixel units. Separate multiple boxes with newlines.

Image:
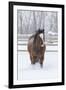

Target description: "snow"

left=18, top=51, right=58, bottom=82
left=48, top=31, right=58, bottom=36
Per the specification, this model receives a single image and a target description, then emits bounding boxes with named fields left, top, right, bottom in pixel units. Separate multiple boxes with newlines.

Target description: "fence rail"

left=17, top=34, right=58, bottom=52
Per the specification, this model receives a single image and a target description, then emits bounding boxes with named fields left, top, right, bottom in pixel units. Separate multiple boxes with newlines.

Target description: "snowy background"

left=17, top=10, right=58, bottom=82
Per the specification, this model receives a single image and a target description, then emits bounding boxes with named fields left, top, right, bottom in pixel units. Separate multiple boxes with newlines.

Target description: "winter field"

left=16, top=10, right=59, bottom=83
left=17, top=48, right=58, bottom=82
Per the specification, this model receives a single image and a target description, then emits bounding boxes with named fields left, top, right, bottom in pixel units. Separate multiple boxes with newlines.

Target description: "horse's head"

left=36, top=29, right=45, bottom=42
left=33, top=29, right=45, bottom=46
left=36, top=29, right=44, bottom=35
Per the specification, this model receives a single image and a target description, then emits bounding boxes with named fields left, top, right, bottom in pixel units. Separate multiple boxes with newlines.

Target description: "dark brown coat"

left=28, top=30, right=46, bottom=67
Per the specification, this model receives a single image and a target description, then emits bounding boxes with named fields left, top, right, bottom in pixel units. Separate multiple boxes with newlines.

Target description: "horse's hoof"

left=31, top=62, right=35, bottom=64
left=40, top=64, right=43, bottom=68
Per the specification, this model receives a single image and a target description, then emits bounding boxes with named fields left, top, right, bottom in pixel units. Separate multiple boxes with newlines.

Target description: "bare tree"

left=33, top=11, right=37, bottom=31
left=17, top=10, right=58, bottom=35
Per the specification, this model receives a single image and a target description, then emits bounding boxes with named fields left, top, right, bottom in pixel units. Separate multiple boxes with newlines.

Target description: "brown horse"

left=27, top=29, right=46, bottom=68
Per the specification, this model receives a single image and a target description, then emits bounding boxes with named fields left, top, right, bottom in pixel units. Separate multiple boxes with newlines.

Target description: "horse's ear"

left=36, top=29, right=40, bottom=34
left=43, top=29, right=44, bottom=32
left=38, top=28, right=40, bottom=32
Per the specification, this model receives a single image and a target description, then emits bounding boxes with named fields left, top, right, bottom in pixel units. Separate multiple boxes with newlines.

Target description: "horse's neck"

left=34, top=33, right=39, bottom=41
left=33, top=34, right=40, bottom=52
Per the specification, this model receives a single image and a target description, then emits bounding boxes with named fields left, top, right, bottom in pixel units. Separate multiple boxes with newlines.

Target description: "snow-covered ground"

left=18, top=51, right=58, bottom=82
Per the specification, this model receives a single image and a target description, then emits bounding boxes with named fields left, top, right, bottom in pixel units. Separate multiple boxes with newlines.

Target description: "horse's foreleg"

left=39, top=56, right=44, bottom=68
left=30, top=55, right=35, bottom=64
